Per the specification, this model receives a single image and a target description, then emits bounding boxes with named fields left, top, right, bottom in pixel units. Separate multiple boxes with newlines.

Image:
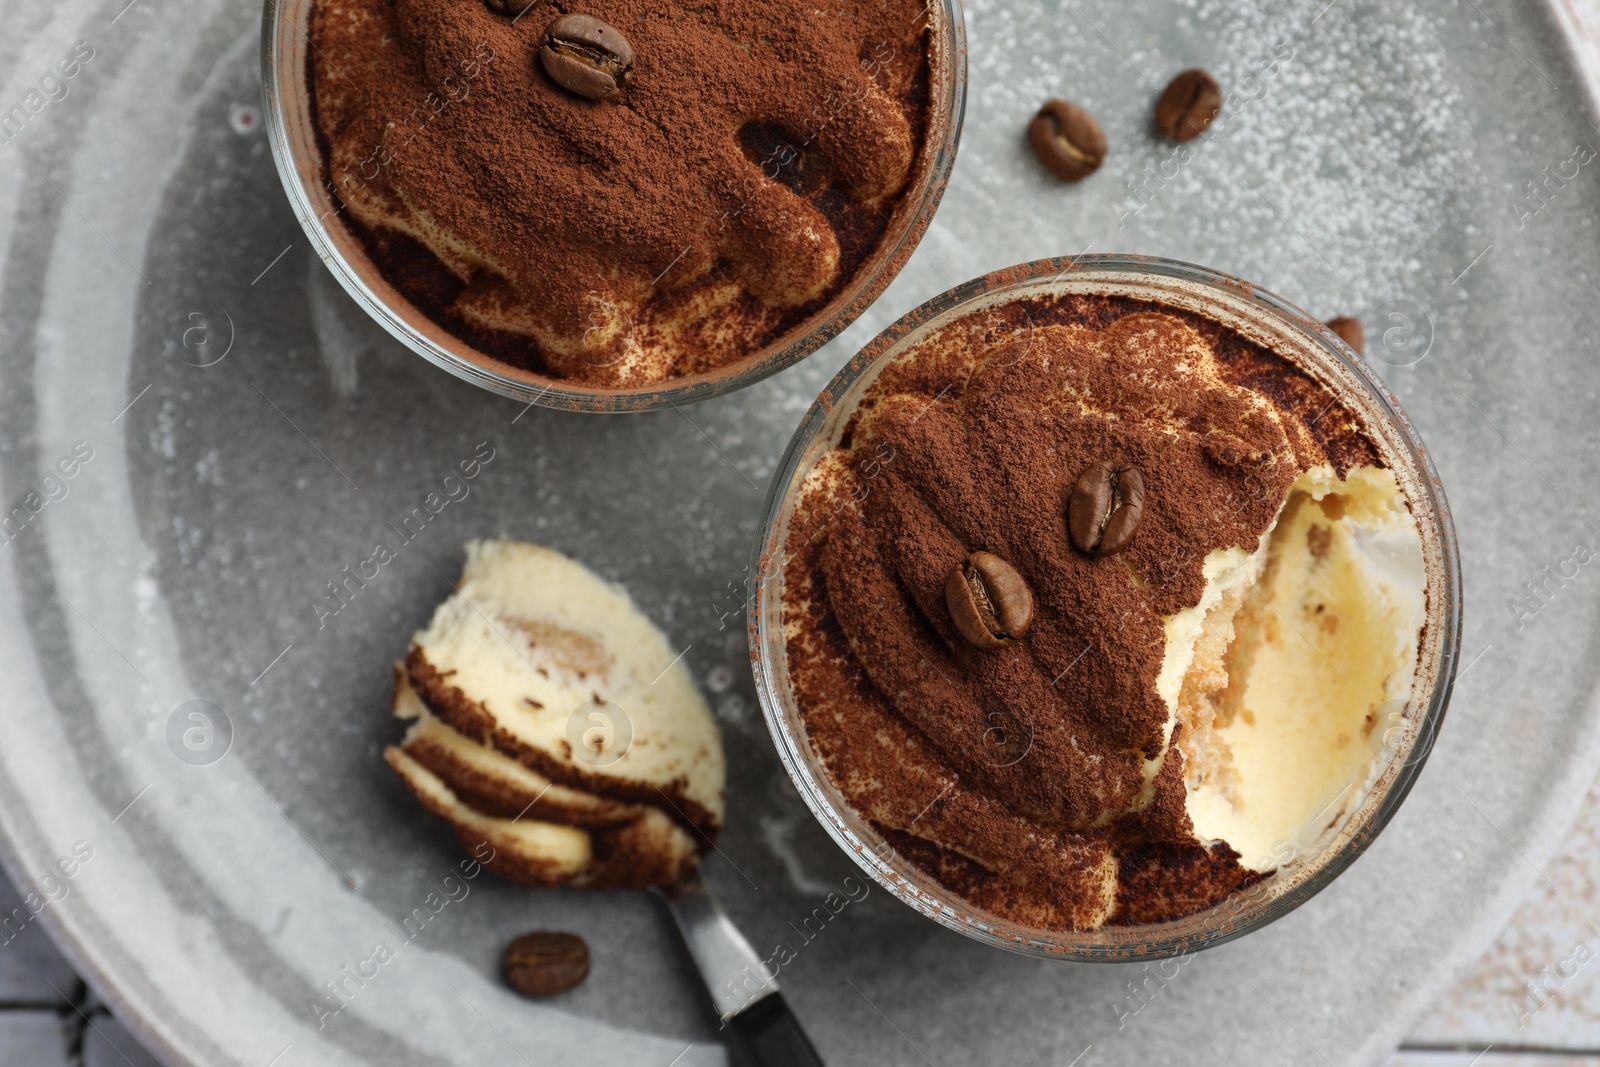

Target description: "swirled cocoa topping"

left=308, top=0, right=936, bottom=387
left=782, top=293, right=1380, bottom=932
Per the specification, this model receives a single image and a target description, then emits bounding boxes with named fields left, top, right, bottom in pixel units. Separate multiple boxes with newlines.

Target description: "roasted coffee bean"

left=1154, top=69, right=1221, bottom=142
left=1068, top=462, right=1145, bottom=556
left=503, top=931, right=591, bottom=996
left=1027, top=99, right=1106, bottom=182
left=540, top=14, right=633, bottom=101
left=1326, top=316, right=1365, bottom=355
left=945, top=551, right=1033, bottom=649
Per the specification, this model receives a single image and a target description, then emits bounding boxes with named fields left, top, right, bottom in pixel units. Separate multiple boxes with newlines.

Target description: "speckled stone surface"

left=0, top=1014, right=70, bottom=1067
left=1384, top=3, right=1600, bottom=1061
left=3, top=0, right=1600, bottom=1064
left=1404, top=770, right=1600, bottom=1052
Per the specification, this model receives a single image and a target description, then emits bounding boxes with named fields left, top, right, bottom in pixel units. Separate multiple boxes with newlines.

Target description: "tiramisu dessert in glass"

left=752, top=255, right=1460, bottom=957
left=263, top=0, right=965, bottom=409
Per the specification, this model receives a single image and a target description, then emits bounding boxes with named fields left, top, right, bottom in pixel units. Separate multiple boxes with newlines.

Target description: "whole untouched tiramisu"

left=781, top=294, right=1427, bottom=931
left=386, top=541, right=723, bottom=889
left=308, top=0, right=938, bottom=387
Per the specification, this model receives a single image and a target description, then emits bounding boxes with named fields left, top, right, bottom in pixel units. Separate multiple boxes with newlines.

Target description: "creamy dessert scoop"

left=386, top=540, right=723, bottom=889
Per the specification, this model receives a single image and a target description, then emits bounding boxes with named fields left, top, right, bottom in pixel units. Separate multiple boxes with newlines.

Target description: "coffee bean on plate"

left=1326, top=317, right=1365, bottom=355
left=945, top=552, right=1033, bottom=649
left=540, top=14, right=633, bottom=101
left=1068, top=462, right=1145, bottom=557
left=1154, top=69, right=1220, bottom=142
left=503, top=931, right=591, bottom=996
left=1027, top=99, right=1106, bottom=182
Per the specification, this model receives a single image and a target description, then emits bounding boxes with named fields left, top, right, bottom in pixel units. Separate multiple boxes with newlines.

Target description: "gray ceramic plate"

left=1, top=0, right=1598, bottom=1064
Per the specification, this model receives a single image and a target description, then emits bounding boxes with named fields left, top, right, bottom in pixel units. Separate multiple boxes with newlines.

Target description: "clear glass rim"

left=747, top=253, right=1463, bottom=961
left=258, top=0, right=968, bottom=413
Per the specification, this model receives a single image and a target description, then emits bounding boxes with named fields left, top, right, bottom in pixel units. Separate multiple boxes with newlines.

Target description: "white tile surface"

left=82, top=1015, right=165, bottom=1067
left=0, top=1013, right=69, bottom=1067
left=0, top=930, right=77, bottom=1007
left=0, top=886, right=78, bottom=1007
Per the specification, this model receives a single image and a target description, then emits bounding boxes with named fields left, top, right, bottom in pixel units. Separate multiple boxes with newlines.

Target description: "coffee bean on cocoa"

left=503, top=931, right=591, bottom=996
left=1068, top=462, right=1145, bottom=556
left=1027, top=99, right=1106, bottom=182
left=945, top=552, right=1033, bottom=649
left=540, top=14, right=633, bottom=101
left=1326, top=317, right=1365, bottom=355
left=1154, top=69, right=1220, bottom=142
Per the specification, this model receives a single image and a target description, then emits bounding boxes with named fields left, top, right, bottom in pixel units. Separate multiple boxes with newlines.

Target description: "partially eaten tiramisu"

left=778, top=292, right=1428, bottom=931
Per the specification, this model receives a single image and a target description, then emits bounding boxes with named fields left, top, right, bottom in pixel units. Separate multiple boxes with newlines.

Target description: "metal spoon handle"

left=726, top=991, right=826, bottom=1067
left=658, top=870, right=827, bottom=1066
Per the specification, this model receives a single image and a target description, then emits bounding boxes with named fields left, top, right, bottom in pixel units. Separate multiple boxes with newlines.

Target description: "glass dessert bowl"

left=749, top=255, right=1461, bottom=959
left=261, top=0, right=966, bottom=411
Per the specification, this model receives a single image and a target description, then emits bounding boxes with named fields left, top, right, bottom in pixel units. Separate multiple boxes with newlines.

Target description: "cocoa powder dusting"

left=308, top=0, right=935, bottom=386
left=783, top=294, right=1384, bottom=931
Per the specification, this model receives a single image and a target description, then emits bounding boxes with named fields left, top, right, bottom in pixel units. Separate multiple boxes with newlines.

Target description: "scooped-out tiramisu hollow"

left=775, top=287, right=1432, bottom=933
left=385, top=540, right=723, bottom=890
left=307, top=0, right=946, bottom=389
